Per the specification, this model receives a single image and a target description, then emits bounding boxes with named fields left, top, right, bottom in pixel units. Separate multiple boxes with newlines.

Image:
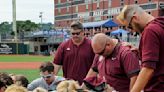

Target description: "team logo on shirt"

left=66, top=48, right=70, bottom=51
left=111, top=57, right=116, bottom=61
left=99, top=56, right=104, bottom=62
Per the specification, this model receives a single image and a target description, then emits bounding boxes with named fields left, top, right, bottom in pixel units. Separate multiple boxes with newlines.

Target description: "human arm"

left=85, top=68, right=98, bottom=78
left=121, top=42, right=140, bottom=60
left=54, top=64, right=62, bottom=75
left=53, top=43, right=65, bottom=75
left=81, top=68, right=97, bottom=89
left=130, top=27, right=159, bottom=92
left=130, top=67, right=154, bottom=92
left=121, top=46, right=140, bottom=91
left=129, top=75, right=138, bottom=90
left=81, top=55, right=99, bottom=88
left=27, top=79, right=40, bottom=91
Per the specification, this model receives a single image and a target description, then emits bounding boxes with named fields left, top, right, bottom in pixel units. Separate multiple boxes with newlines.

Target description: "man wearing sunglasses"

left=83, top=33, right=140, bottom=92
left=53, top=21, right=95, bottom=85
left=27, top=62, right=65, bottom=91
left=117, top=5, right=164, bottom=92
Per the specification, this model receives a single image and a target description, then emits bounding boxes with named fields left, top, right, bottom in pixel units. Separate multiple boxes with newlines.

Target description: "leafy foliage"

left=0, top=22, right=12, bottom=33
left=16, top=20, right=39, bottom=33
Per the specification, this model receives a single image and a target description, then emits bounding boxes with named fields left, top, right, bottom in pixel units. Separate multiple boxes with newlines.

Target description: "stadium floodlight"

left=12, top=0, right=18, bottom=54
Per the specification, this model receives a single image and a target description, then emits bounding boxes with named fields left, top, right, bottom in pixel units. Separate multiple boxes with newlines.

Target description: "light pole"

left=12, top=0, right=18, bottom=54
left=39, top=12, right=43, bottom=31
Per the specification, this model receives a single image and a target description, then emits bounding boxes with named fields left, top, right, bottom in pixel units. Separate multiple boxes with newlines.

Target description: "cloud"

left=0, top=0, right=54, bottom=23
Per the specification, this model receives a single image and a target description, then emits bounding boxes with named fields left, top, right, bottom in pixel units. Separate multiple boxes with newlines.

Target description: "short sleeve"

left=122, top=50, right=140, bottom=78
left=53, top=43, right=65, bottom=65
left=91, top=55, right=100, bottom=72
left=141, top=27, right=160, bottom=69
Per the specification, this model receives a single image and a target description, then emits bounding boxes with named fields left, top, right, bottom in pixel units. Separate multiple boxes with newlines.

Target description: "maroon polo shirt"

left=139, top=17, right=164, bottom=92
left=53, top=38, right=95, bottom=84
left=91, top=43, right=140, bottom=92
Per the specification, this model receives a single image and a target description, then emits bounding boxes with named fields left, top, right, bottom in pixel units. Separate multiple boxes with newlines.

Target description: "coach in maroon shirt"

left=117, top=5, right=164, bottom=92
left=84, top=33, right=140, bottom=92
left=53, top=21, right=95, bottom=85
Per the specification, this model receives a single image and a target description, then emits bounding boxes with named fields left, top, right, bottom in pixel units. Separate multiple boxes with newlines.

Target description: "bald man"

left=84, top=33, right=140, bottom=92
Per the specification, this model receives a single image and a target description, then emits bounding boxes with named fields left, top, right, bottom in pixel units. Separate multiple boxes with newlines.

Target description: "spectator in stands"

left=83, top=33, right=140, bottom=92
left=53, top=21, right=95, bottom=85
left=27, top=62, right=65, bottom=91
left=5, top=84, right=28, bottom=92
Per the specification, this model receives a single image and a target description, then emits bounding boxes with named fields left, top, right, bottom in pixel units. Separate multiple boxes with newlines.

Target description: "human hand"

left=121, top=42, right=140, bottom=59
left=121, top=42, right=139, bottom=52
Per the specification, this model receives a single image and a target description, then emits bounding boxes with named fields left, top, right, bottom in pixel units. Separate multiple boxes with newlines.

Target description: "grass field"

left=0, top=69, right=63, bottom=82
left=0, top=55, right=53, bottom=62
left=0, top=69, right=39, bottom=82
left=0, top=55, right=63, bottom=82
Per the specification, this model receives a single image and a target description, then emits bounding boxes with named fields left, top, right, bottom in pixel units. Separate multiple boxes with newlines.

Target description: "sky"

left=0, top=0, right=54, bottom=24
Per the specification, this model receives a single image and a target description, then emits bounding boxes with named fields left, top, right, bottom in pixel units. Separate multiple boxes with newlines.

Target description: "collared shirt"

left=27, top=76, right=65, bottom=91
left=139, top=17, right=164, bottom=92
left=53, top=38, right=95, bottom=84
left=92, top=43, right=140, bottom=92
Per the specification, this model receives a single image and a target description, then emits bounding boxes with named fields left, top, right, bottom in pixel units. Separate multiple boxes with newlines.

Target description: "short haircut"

left=117, top=5, right=143, bottom=26
left=0, top=72, right=13, bottom=86
left=39, top=62, right=54, bottom=73
left=15, top=75, right=29, bottom=88
left=70, top=21, right=83, bottom=30
left=0, top=80, right=6, bottom=89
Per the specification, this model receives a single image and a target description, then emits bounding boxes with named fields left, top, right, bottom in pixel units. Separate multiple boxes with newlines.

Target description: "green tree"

left=16, top=20, right=39, bottom=33
left=0, top=22, right=12, bottom=34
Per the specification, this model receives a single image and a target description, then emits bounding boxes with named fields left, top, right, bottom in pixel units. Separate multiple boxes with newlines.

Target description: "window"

left=94, top=16, right=101, bottom=21
left=108, top=16, right=114, bottom=20
left=120, top=0, right=124, bottom=6
left=121, top=2, right=124, bottom=6
left=148, top=0, right=152, bottom=2
left=86, top=4, right=89, bottom=11
left=76, top=6, right=78, bottom=12
left=140, top=3, right=157, bottom=10
left=85, top=0, right=92, bottom=2
left=84, top=17, right=89, bottom=22
left=108, top=0, right=111, bottom=7
left=148, top=11, right=151, bottom=14
left=67, top=6, right=69, bottom=13
left=97, top=3, right=99, bottom=8
left=135, top=0, right=138, bottom=4
left=58, top=8, right=61, bottom=15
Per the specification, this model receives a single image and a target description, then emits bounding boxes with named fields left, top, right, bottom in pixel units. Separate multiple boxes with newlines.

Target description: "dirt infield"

left=0, top=62, right=42, bottom=69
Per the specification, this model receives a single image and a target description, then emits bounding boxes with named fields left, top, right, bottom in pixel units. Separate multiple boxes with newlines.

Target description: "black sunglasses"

left=97, top=40, right=107, bottom=55
left=98, top=46, right=106, bottom=55
left=71, top=31, right=81, bottom=35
